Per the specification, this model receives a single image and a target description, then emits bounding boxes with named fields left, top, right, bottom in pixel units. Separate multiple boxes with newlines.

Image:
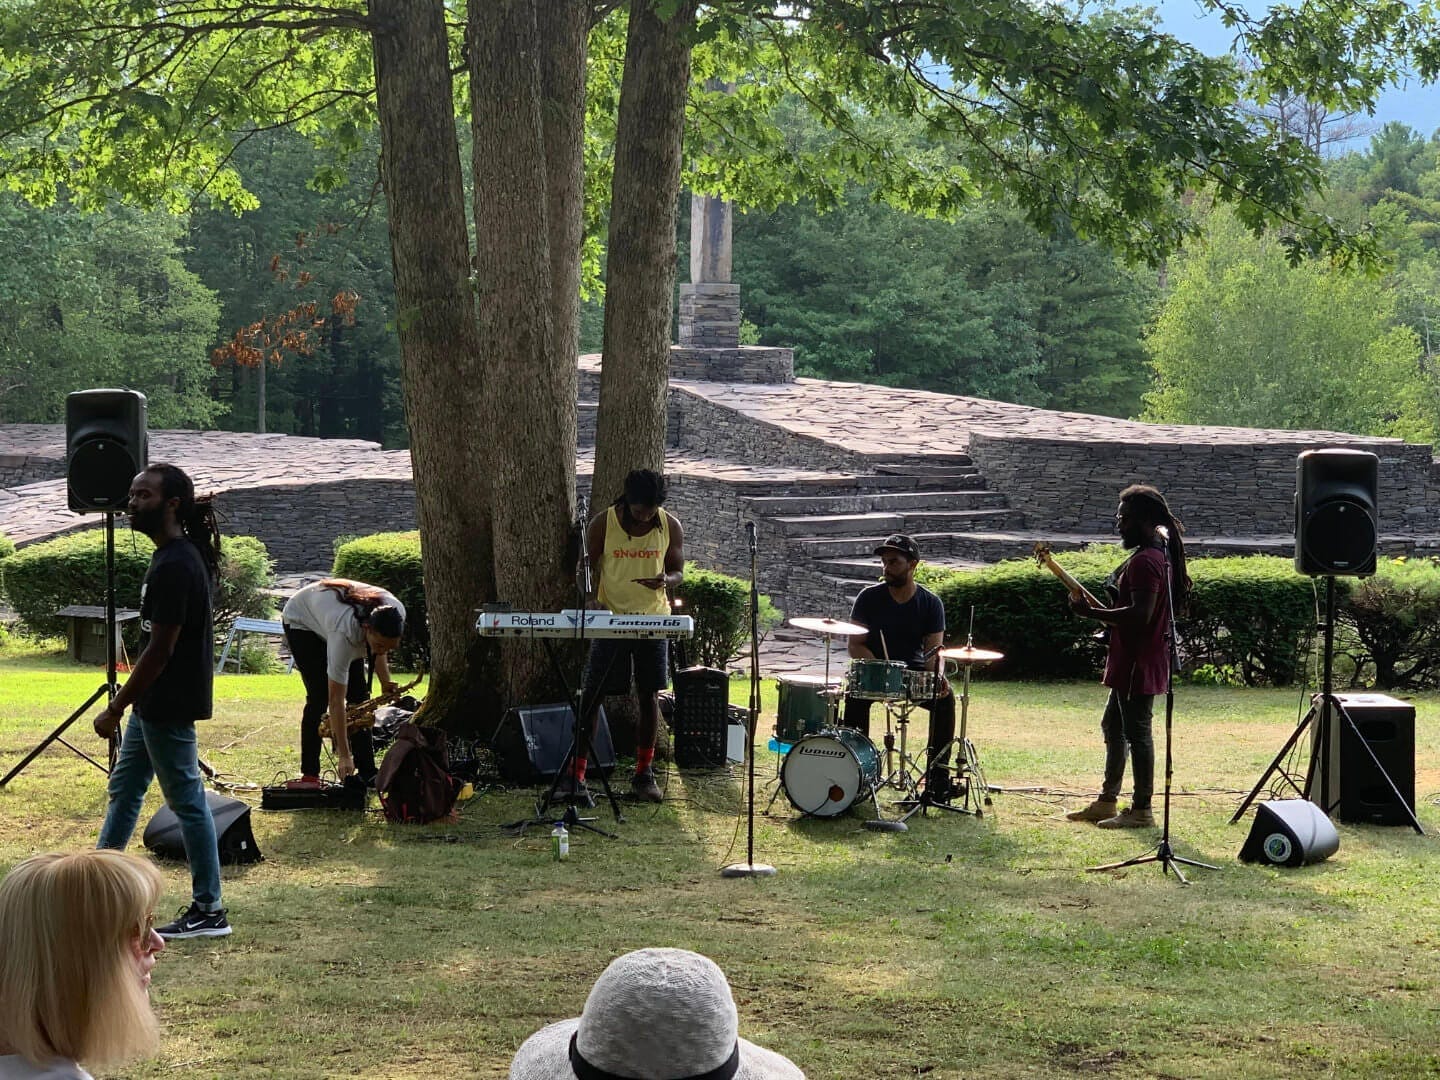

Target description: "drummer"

left=843, top=534, right=956, bottom=799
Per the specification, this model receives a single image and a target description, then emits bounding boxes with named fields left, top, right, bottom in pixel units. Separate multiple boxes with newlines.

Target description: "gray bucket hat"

left=508, top=948, right=804, bottom=1080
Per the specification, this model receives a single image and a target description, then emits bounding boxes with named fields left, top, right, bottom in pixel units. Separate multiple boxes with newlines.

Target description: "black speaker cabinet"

left=491, top=703, right=615, bottom=785
left=143, top=790, right=262, bottom=865
left=1295, top=448, right=1378, bottom=576
left=1239, top=799, right=1339, bottom=867
left=66, top=388, right=148, bottom=512
left=672, top=666, right=730, bottom=768
left=1310, top=692, right=1415, bottom=825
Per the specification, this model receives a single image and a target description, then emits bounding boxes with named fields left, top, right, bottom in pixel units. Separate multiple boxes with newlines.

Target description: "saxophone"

left=318, top=673, right=424, bottom=740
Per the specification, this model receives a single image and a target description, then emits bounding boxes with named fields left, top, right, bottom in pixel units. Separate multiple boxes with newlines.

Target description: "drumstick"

left=878, top=630, right=890, bottom=662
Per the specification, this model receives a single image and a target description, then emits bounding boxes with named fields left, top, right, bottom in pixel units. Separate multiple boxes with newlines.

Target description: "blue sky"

left=1150, top=0, right=1440, bottom=149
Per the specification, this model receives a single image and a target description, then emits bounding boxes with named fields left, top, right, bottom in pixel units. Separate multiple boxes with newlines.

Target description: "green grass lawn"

left=2, top=647, right=1440, bottom=1079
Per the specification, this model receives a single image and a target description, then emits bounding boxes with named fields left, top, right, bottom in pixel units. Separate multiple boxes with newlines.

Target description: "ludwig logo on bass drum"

left=798, top=745, right=848, bottom=758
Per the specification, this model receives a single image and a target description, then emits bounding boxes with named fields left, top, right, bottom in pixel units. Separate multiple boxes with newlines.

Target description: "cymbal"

left=939, top=645, right=1005, bottom=663
left=787, top=616, right=868, bottom=636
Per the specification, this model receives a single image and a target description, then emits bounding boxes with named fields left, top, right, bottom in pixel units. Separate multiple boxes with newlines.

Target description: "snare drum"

left=845, top=658, right=907, bottom=701
left=781, top=728, right=882, bottom=817
left=904, top=668, right=943, bottom=701
left=776, top=674, right=840, bottom=743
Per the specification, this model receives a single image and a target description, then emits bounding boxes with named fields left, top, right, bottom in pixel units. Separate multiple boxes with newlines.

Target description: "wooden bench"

left=215, top=617, right=295, bottom=675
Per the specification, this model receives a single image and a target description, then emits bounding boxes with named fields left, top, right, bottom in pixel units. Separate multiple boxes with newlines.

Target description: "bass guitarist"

left=1064, top=485, right=1190, bottom=829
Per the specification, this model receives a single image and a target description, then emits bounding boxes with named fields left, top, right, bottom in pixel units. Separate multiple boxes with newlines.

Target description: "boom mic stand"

left=722, top=520, right=776, bottom=877
left=1089, top=533, right=1216, bottom=883
left=1232, top=576, right=1422, bottom=833
left=502, top=492, right=623, bottom=839
left=2, top=512, right=120, bottom=787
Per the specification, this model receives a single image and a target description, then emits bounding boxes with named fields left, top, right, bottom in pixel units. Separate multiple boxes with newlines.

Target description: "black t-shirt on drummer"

left=848, top=583, right=945, bottom=668
left=136, top=537, right=214, bottom=725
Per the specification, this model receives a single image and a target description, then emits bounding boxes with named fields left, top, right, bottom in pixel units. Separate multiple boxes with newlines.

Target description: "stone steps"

left=741, top=490, right=1006, bottom=515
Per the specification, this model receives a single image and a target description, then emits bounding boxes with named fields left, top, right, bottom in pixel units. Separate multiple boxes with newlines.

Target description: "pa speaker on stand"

left=66, top=388, right=148, bottom=512
left=1295, top=448, right=1377, bottom=576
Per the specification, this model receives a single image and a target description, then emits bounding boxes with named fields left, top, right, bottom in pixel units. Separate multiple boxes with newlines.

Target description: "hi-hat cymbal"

left=939, top=645, right=1005, bottom=663
left=788, top=616, right=868, bottom=636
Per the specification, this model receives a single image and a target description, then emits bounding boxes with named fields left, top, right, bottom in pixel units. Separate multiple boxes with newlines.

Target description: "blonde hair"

left=0, top=850, right=163, bottom=1067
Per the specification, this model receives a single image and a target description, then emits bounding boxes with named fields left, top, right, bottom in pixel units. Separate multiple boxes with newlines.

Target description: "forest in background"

left=3, top=113, right=1440, bottom=446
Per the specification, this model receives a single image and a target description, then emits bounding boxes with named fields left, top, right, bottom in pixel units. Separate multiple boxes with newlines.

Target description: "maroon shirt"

left=1102, top=545, right=1171, bottom=696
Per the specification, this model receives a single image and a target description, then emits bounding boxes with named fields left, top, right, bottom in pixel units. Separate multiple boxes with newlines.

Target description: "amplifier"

left=673, top=666, right=730, bottom=769
left=1310, top=692, right=1415, bottom=825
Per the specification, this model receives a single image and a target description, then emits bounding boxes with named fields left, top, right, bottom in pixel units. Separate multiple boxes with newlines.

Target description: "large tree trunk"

left=591, top=0, right=699, bottom=507
left=370, top=0, right=500, bottom=730
left=469, top=0, right=582, bottom=704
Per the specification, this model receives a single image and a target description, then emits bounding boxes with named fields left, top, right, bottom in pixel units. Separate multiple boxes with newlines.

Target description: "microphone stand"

left=1089, top=528, right=1216, bottom=883
left=722, top=520, right=776, bottom=878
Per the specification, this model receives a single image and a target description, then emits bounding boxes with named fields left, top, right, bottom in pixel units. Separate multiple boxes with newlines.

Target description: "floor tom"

left=776, top=674, right=841, bottom=743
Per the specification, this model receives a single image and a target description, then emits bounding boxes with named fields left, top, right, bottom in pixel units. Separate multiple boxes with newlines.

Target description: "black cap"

left=874, top=534, right=920, bottom=560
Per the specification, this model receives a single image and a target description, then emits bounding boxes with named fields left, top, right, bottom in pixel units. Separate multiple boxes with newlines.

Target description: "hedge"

left=332, top=531, right=427, bottom=670
left=674, top=567, right=781, bottom=671
left=925, top=551, right=1317, bottom=685
left=0, top=528, right=274, bottom=646
left=1334, top=557, right=1440, bottom=689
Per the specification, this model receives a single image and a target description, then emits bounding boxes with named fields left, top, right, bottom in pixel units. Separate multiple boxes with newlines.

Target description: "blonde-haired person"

left=0, top=850, right=165, bottom=1080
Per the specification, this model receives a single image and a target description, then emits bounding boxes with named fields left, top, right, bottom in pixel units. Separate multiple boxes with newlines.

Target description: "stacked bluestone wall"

left=968, top=431, right=1440, bottom=537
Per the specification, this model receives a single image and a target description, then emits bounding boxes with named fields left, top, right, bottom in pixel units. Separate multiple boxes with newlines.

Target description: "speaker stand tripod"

left=1232, top=576, right=1422, bottom=834
left=2, top=513, right=120, bottom=787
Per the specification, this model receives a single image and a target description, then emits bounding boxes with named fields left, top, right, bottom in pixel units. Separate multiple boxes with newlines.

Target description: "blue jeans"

left=98, top=712, right=222, bottom=911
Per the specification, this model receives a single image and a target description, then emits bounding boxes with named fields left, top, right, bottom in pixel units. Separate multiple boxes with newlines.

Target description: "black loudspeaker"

left=1311, top=693, right=1416, bottom=825
left=1239, top=799, right=1340, bottom=867
left=490, top=704, right=616, bottom=784
left=1295, top=448, right=1378, bottom=576
left=672, top=666, right=729, bottom=768
left=142, top=791, right=263, bottom=865
left=66, top=388, right=148, bottom=512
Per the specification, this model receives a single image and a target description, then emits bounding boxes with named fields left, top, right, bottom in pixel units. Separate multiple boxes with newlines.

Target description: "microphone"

left=745, top=520, right=757, bottom=553
left=1156, top=524, right=1170, bottom=542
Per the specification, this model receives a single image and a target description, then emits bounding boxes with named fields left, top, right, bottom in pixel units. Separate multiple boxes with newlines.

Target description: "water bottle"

left=551, top=823, right=569, bottom=861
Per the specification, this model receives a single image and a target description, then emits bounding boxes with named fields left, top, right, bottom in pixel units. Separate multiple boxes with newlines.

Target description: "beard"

left=128, top=506, right=165, bottom=536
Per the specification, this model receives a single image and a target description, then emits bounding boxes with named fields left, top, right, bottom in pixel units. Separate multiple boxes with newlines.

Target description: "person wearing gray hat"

left=508, top=948, right=804, bottom=1079
left=841, top=534, right=957, bottom=799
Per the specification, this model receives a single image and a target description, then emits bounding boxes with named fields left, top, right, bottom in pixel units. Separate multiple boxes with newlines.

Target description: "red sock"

left=572, top=757, right=587, bottom=782
left=635, top=747, right=655, bottom=774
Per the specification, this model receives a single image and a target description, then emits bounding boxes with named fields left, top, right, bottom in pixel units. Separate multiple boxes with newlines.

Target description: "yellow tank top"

left=597, top=505, right=670, bottom=615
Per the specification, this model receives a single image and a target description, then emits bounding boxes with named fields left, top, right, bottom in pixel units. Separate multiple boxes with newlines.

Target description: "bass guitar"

left=1032, top=542, right=1104, bottom=608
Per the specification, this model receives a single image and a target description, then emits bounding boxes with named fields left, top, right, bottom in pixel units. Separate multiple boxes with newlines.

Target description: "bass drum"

left=781, top=728, right=881, bottom=818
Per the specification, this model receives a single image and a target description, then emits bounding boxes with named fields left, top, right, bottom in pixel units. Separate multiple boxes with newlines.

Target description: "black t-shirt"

left=849, top=583, right=946, bottom=667
left=137, top=538, right=214, bottom=724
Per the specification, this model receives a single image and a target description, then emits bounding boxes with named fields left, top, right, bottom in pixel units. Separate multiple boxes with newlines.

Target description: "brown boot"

left=1066, top=798, right=1118, bottom=823
left=1097, top=805, right=1155, bottom=829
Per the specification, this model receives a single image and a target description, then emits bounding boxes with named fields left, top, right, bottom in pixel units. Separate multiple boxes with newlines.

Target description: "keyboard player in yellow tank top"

left=559, top=469, right=685, bottom=806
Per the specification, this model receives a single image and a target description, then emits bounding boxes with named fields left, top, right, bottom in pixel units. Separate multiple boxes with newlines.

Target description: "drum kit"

left=772, top=614, right=1004, bottom=828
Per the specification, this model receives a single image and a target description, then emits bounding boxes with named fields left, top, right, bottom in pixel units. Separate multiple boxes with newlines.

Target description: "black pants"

left=285, top=624, right=376, bottom=780
left=843, top=692, right=956, bottom=768
left=1100, top=691, right=1155, bottom=809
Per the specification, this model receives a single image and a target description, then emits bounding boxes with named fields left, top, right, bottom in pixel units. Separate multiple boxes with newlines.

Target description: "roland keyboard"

left=475, top=610, right=694, bottom=639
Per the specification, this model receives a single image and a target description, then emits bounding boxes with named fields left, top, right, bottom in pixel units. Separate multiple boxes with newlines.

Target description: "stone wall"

left=0, top=457, right=64, bottom=488
left=215, top=479, right=417, bottom=570
left=668, top=390, right=868, bottom=472
left=968, top=431, right=1436, bottom=535
left=670, top=345, right=794, bottom=383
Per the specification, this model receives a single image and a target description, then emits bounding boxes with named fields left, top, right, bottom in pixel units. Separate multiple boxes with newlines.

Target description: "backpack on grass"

left=376, top=722, right=460, bottom=824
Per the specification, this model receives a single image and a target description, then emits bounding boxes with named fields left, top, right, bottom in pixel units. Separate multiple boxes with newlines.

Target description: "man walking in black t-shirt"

left=842, top=534, right=957, bottom=799
left=94, top=463, right=230, bottom=939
